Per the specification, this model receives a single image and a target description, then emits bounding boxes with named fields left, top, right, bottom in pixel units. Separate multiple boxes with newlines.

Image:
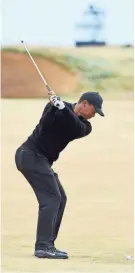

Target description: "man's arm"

left=42, top=102, right=52, bottom=115
left=41, top=94, right=91, bottom=137
left=49, top=95, right=92, bottom=136
left=55, top=105, right=92, bottom=137
left=39, top=102, right=57, bottom=129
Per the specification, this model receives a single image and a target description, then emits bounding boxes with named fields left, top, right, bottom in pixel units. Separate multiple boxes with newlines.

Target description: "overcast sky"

left=1, top=0, right=133, bottom=46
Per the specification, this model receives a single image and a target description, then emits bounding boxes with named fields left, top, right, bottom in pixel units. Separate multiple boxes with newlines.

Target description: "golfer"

left=15, top=91, right=104, bottom=259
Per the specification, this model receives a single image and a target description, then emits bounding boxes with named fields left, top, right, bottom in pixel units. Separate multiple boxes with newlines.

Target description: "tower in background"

left=75, top=4, right=106, bottom=47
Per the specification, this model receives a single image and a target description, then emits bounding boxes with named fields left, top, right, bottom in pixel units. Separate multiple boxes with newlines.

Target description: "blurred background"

left=1, top=0, right=134, bottom=98
left=1, top=0, right=134, bottom=272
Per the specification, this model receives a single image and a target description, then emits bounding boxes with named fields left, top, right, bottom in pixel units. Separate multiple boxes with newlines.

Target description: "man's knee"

left=39, top=192, right=61, bottom=210
left=61, top=192, right=67, bottom=205
left=54, top=191, right=62, bottom=204
left=53, top=172, right=67, bottom=204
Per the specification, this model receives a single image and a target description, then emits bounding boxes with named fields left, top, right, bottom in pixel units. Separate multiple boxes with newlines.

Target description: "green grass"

left=2, top=46, right=134, bottom=92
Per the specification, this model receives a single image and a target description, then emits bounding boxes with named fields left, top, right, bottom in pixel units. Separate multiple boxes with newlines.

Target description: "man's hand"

left=50, top=95, right=65, bottom=110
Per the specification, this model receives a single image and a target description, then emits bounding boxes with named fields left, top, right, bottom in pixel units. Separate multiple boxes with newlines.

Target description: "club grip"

left=46, top=85, right=52, bottom=93
left=46, top=85, right=60, bottom=100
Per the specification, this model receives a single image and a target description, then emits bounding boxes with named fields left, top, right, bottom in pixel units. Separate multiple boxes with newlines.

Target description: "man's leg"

left=15, top=147, right=68, bottom=258
left=52, top=172, right=67, bottom=243
left=23, top=170, right=61, bottom=250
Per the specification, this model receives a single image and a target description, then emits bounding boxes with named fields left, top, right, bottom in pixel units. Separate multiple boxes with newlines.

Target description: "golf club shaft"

left=21, top=40, right=52, bottom=93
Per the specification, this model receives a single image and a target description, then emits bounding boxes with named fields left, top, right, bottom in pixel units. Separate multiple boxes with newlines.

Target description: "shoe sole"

left=35, top=253, right=68, bottom=259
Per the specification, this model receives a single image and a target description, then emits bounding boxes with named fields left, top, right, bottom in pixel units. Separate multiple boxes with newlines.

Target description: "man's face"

left=80, top=100, right=96, bottom=119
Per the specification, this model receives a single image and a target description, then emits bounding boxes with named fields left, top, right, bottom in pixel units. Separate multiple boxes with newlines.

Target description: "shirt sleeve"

left=55, top=105, right=92, bottom=137
left=42, top=102, right=52, bottom=115
left=40, top=102, right=57, bottom=128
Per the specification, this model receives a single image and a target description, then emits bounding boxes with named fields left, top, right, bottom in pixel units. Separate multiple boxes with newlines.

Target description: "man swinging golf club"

left=15, top=91, right=104, bottom=259
left=15, top=41, right=105, bottom=259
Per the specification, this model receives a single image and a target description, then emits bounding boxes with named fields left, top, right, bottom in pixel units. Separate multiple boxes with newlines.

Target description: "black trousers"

left=15, top=145, right=67, bottom=250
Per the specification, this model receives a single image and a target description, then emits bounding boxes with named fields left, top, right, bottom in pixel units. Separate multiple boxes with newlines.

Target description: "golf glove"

left=50, top=95, right=65, bottom=110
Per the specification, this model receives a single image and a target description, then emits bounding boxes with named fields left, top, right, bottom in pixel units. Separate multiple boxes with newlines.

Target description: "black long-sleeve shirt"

left=24, top=101, right=92, bottom=164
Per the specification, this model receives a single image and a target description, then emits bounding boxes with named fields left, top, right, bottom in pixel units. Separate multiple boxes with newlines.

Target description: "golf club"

left=21, top=40, right=52, bottom=94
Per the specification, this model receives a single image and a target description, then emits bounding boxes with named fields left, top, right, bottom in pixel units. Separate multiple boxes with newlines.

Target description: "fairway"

left=1, top=98, right=134, bottom=273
